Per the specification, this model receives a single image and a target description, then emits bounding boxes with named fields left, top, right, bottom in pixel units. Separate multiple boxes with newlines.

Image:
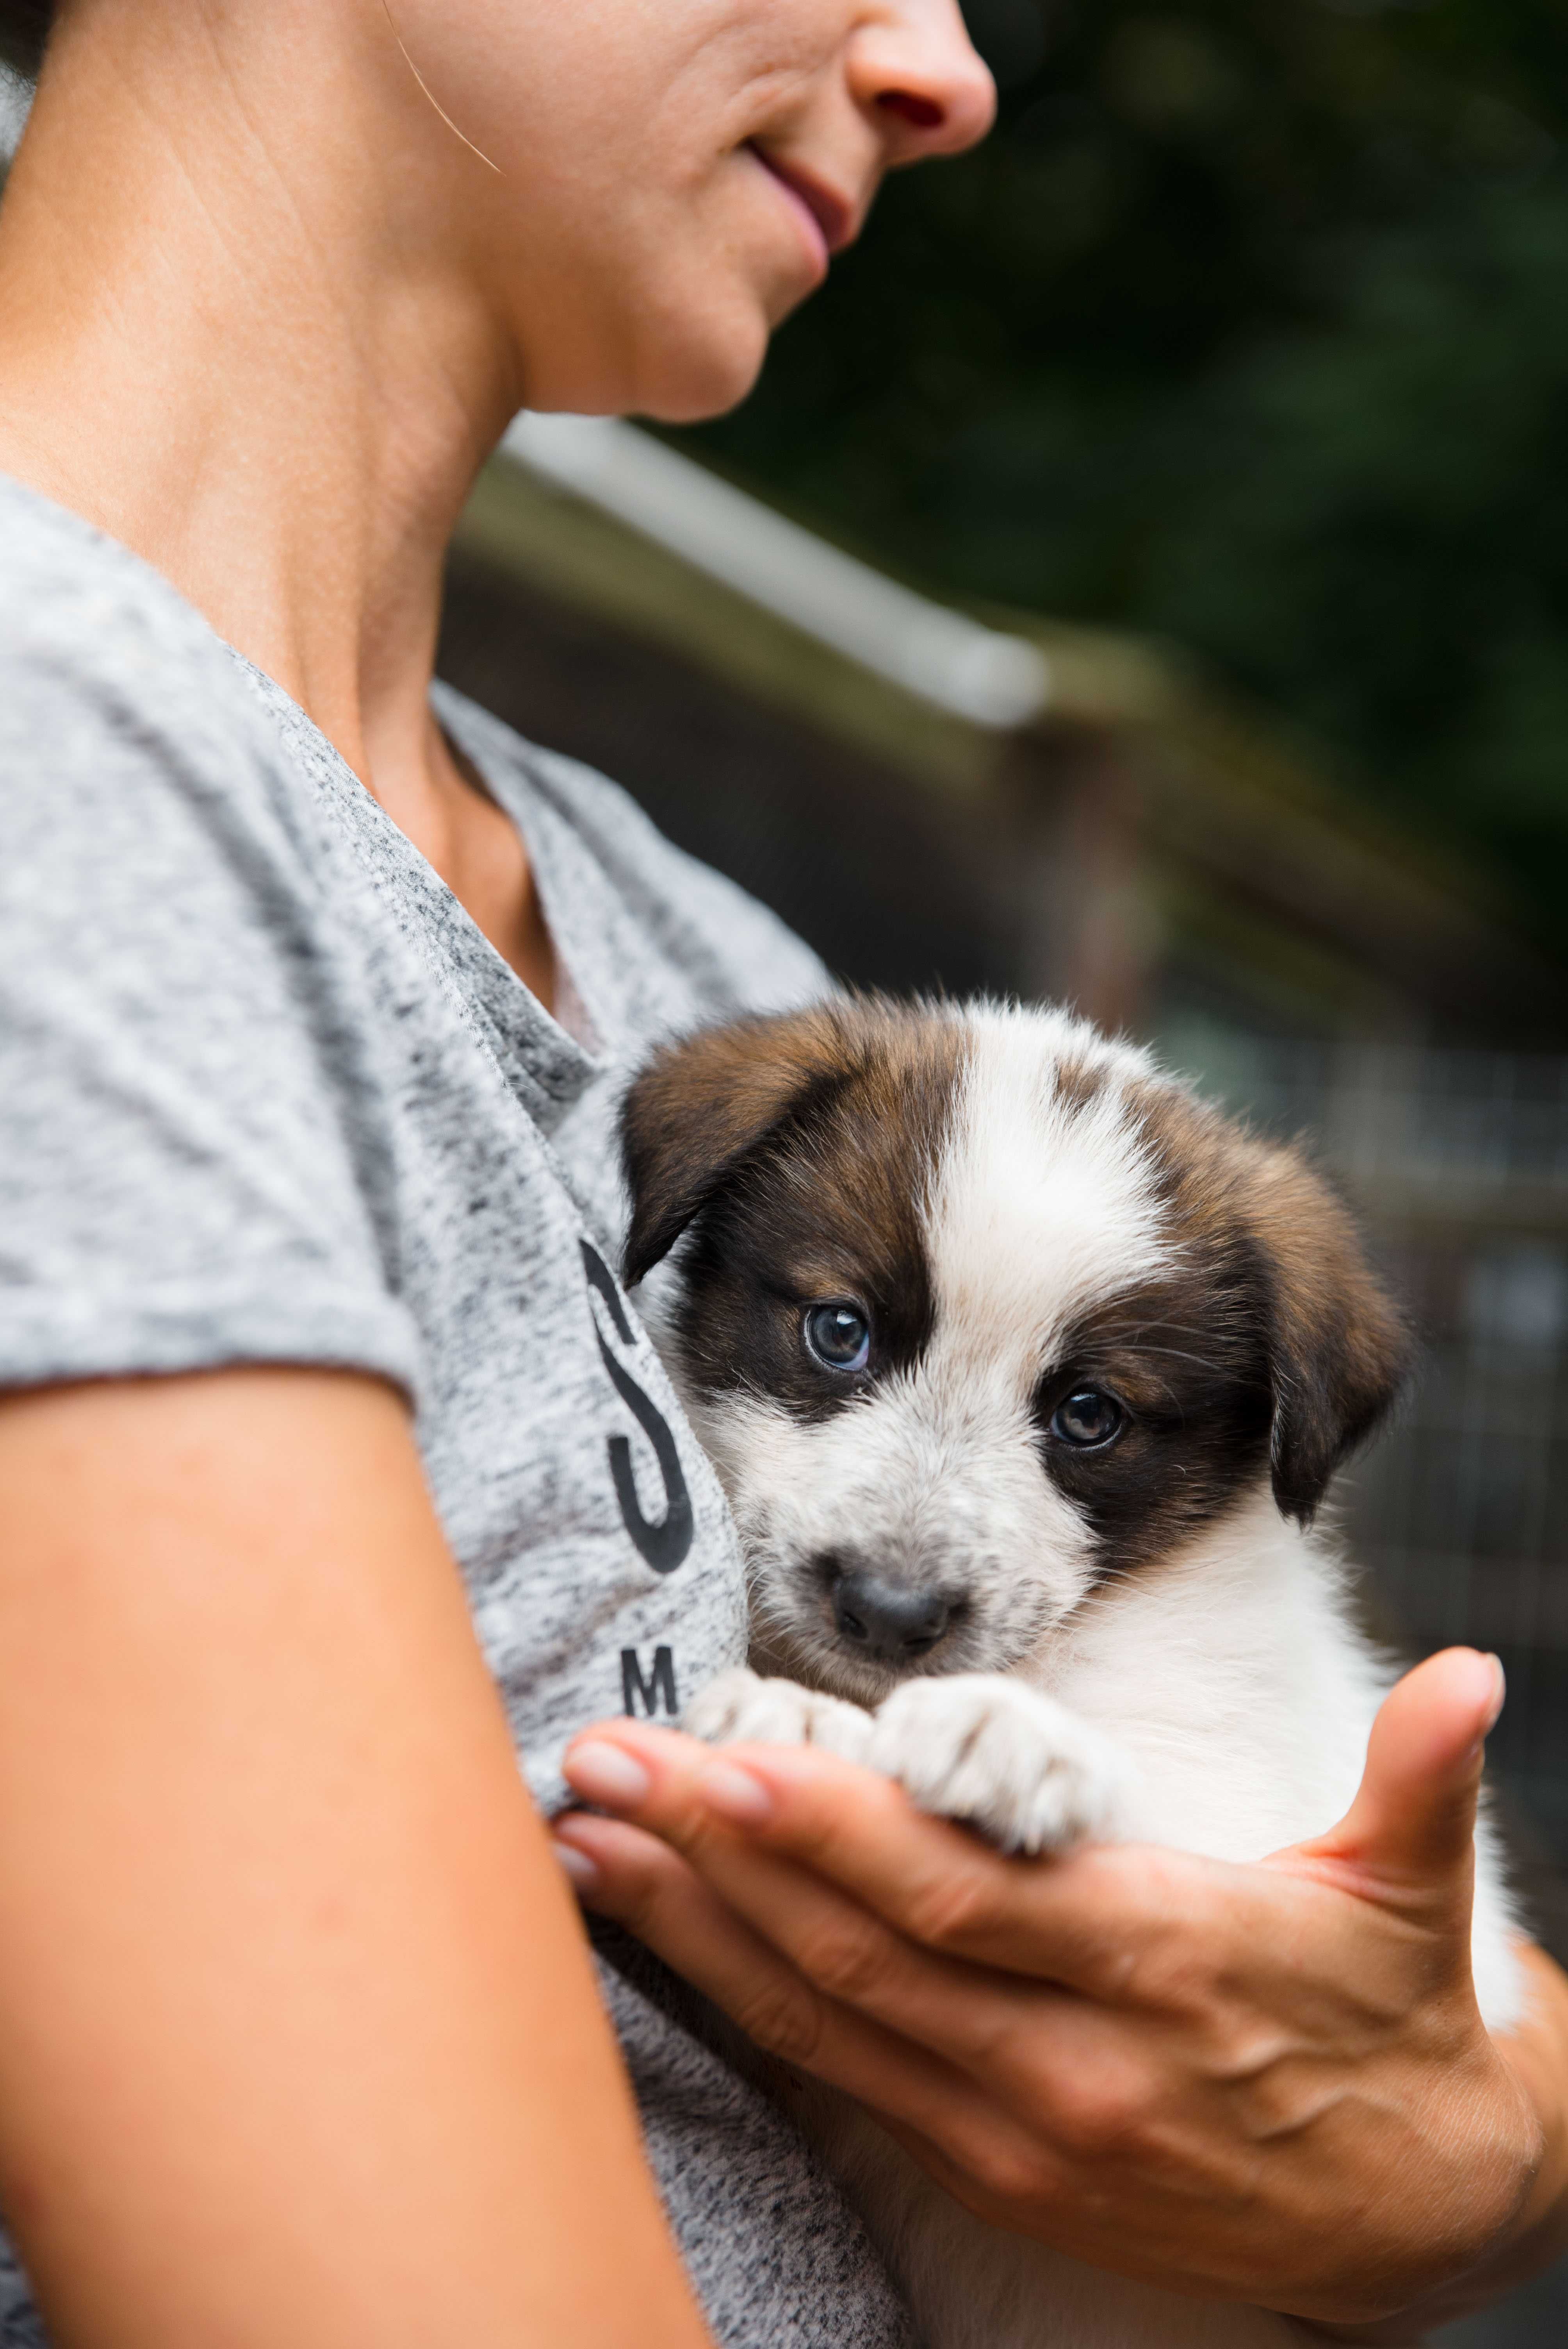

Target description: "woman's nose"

left=852, top=0, right=999, bottom=163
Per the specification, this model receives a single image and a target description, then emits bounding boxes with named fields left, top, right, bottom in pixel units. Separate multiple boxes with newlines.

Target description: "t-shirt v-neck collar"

left=230, top=658, right=607, bottom=1137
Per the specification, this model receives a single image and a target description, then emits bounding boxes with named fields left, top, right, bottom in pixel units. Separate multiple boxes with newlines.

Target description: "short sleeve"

left=0, top=530, right=422, bottom=1399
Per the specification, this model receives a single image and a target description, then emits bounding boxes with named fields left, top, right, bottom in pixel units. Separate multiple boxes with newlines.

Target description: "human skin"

left=0, top=2, right=991, bottom=2343
left=555, top=1649, right=1568, bottom=2337
left=0, top=1371, right=717, bottom=2349
left=6, top=2, right=1568, bottom=2339
left=0, top=0, right=991, bottom=985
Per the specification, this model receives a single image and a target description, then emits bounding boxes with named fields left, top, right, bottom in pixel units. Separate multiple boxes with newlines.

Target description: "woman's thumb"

left=1308, top=1648, right=1506, bottom=1909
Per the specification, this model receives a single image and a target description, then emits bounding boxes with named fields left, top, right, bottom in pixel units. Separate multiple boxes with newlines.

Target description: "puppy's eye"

left=1050, top=1389, right=1124, bottom=1449
left=803, top=1301, right=871, bottom=1374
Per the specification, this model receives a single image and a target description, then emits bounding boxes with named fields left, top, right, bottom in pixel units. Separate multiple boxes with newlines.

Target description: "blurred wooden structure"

left=442, top=417, right=1568, bottom=1045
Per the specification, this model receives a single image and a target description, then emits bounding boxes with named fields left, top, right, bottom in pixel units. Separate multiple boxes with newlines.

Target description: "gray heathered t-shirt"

left=0, top=472, right=914, bottom=2349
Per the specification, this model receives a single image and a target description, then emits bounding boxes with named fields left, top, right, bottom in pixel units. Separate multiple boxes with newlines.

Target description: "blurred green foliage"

left=683, top=0, right=1568, bottom=946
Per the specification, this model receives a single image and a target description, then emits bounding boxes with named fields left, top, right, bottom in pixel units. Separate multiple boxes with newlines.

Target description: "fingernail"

left=1466, top=1656, right=1507, bottom=1763
left=553, top=1837, right=599, bottom=1890
left=562, top=1741, right=652, bottom=1811
left=700, top=1763, right=774, bottom=1825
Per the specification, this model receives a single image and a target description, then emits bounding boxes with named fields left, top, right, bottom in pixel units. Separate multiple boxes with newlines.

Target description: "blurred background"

left=8, top=2, right=1568, bottom=2333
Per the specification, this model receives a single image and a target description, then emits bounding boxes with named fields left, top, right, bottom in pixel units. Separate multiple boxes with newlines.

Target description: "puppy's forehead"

left=927, top=1007, right=1171, bottom=1355
left=752, top=1011, right=965, bottom=1281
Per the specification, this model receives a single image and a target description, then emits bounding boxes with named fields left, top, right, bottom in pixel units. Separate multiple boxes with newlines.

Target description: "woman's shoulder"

left=433, top=682, right=831, bottom=1025
left=0, top=471, right=337, bottom=892
left=3, top=469, right=237, bottom=681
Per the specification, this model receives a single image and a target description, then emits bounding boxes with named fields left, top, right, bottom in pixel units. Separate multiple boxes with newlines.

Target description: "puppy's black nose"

left=832, top=1570, right=952, bottom=1662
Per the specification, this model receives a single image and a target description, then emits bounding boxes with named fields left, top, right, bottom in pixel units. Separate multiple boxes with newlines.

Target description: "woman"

left=0, top=5, right=1562, bottom=2346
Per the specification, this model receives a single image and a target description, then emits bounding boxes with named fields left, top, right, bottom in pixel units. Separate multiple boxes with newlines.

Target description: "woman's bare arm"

left=0, top=1367, right=710, bottom=2349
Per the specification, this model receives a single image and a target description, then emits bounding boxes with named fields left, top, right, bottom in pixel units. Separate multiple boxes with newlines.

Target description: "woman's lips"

left=748, top=146, right=855, bottom=281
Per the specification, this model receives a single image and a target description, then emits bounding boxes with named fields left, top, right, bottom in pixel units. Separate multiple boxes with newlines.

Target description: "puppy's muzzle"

left=821, top=1555, right=965, bottom=1665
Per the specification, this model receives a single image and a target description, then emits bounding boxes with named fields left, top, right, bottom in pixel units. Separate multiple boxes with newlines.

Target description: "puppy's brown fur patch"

left=622, top=999, right=965, bottom=1411
left=1128, top=1078, right=1411, bottom=1525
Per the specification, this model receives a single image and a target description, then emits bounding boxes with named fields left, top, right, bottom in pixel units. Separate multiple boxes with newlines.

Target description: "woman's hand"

left=555, top=1649, right=1568, bottom=2339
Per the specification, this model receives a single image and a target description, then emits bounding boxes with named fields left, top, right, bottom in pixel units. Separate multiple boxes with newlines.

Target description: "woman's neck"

left=0, top=0, right=554, bottom=999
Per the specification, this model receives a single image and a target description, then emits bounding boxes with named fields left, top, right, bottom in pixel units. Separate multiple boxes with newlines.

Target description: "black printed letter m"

left=621, top=1645, right=678, bottom=1719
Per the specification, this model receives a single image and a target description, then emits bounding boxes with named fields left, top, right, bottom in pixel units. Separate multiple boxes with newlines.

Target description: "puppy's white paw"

left=867, top=1675, right=1136, bottom=1855
left=684, top=1667, right=874, bottom=1763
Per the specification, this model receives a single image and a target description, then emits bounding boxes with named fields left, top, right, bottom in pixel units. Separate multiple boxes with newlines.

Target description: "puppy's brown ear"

left=1243, top=1142, right=1412, bottom=1524
left=620, top=1005, right=854, bottom=1287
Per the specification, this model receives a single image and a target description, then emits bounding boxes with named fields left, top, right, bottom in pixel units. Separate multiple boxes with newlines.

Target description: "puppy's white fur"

left=640, top=1002, right=1523, bottom=2348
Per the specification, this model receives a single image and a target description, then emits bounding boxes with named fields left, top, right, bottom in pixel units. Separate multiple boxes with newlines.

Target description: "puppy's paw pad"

left=868, top=1677, right=1135, bottom=1855
left=684, top=1669, right=873, bottom=1761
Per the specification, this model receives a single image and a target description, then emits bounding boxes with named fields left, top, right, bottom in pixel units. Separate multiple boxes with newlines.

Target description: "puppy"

left=620, top=994, right=1522, bottom=2349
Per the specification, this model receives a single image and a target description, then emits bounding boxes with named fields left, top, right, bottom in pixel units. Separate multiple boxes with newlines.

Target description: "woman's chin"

left=632, top=325, right=772, bottom=426
left=511, top=241, right=811, bottom=426
left=623, top=256, right=820, bottom=422
left=638, top=377, right=759, bottom=426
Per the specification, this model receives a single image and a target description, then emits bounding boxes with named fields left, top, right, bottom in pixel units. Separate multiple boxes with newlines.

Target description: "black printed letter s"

left=580, top=1240, right=694, bottom=1574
